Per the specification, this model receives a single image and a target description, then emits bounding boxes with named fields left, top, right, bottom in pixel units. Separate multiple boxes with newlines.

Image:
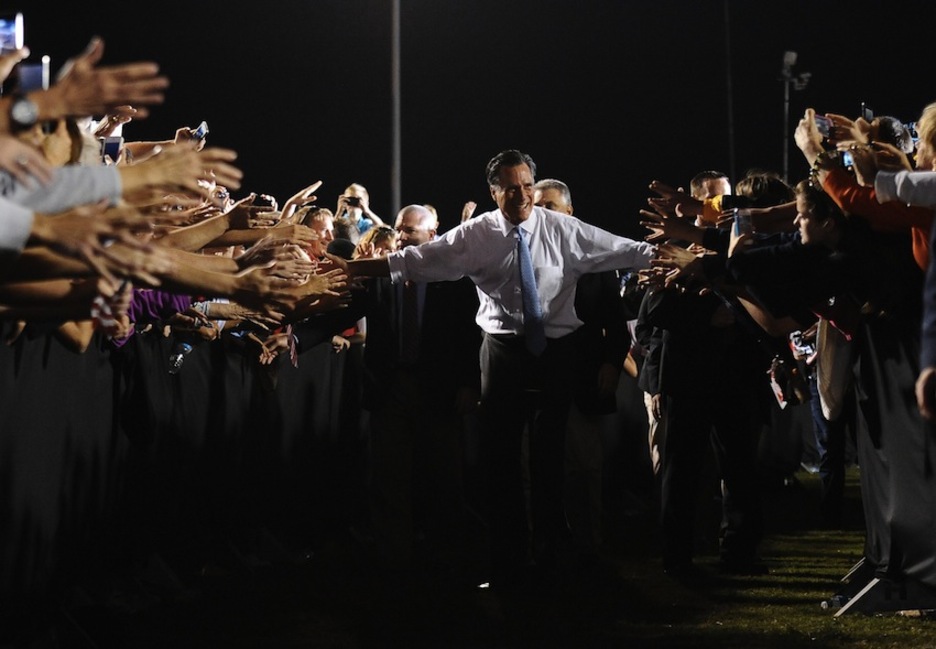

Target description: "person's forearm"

left=4, top=166, right=120, bottom=212
left=0, top=88, right=66, bottom=134
left=0, top=303, right=95, bottom=322
left=876, top=170, right=936, bottom=208
left=2, top=246, right=93, bottom=281
left=347, top=257, right=391, bottom=278
left=159, top=246, right=239, bottom=274
left=749, top=201, right=797, bottom=234
left=123, top=140, right=174, bottom=161
left=155, top=259, right=242, bottom=300
left=0, top=277, right=96, bottom=306
left=160, top=212, right=233, bottom=251
left=206, top=227, right=269, bottom=249
left=365, top=209, right=385, bottom=227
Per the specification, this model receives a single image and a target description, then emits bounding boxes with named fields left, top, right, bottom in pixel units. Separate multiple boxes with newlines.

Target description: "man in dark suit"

left=534, top=178, right=629, bottom=560
left=360, top=204, right=483, bottom=579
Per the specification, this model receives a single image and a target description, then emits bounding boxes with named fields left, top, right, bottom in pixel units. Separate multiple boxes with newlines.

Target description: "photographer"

left=335, top=182, right=385, bottom=235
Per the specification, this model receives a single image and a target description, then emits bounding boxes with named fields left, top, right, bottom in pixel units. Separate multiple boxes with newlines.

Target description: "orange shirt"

left=822, top=167, right=934, bottom=271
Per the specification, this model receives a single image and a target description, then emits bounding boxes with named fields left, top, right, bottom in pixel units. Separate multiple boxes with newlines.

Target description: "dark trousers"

left=660, top=391, right=764, bottom=569
left=478, top=331, right=578, bottom=580
left=807, top=371, right=851, bottom=527
left=367, top=368, right=480, bottom=572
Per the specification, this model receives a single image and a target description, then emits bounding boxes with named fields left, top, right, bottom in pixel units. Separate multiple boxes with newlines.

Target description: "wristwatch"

left=9, top=94, right=39, bottom=131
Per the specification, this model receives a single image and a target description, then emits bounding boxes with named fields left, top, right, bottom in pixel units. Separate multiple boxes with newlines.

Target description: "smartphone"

left=16, top=56, right=50, bottom=92
left=100, top=136, right=123, bottom=162
left=191, top=120, right=209, bottom=140
left=840, top=150, right=854, bottom=168
left=0, top=13, right=23, bottom=54
left=814, top=115, right=832, bottom=138
left=860, top=102, right=873, bottom=122
left=732, top=209, right=753, bottom=237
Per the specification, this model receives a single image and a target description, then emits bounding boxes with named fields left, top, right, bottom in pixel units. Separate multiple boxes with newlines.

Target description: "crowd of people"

left=5, top=32, right=936, bottom=635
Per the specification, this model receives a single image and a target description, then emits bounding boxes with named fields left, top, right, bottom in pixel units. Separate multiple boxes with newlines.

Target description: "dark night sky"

left=17, top=0, right=932, bottom=239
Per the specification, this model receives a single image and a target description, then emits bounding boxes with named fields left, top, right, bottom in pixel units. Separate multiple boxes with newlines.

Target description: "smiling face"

left=490, top=163, right=536, bottom=225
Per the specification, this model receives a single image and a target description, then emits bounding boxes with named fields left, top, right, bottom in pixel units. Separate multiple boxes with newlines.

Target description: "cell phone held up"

left=814, top=115, right=832, bottom=139
left=839, top=149, right=854, bottom=169
left=0, top=13, right=23, bottom=54
left=100, top=136, right=123, bottom=163
left=16, top=56, right=50, bottom=93
left=732, top=208, right=753, bottom=238
left=191, top=121, right=209, bottom=141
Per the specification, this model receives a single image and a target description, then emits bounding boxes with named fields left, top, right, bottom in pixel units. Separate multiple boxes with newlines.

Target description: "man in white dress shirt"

left=339, top=149, right=654, bottom=587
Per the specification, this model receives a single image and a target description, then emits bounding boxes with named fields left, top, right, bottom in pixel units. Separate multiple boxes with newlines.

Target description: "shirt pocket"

left=534, top=266, right=564, bottom=301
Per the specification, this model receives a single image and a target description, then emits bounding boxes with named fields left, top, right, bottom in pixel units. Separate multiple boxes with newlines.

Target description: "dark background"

left=16, top=0, right=932, bottom=239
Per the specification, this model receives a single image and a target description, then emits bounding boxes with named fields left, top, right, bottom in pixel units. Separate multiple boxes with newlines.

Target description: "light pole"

left=780, top=51, right=811, bottom=183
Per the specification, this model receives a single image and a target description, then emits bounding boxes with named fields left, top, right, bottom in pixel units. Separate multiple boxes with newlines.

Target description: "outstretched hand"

left=648, top=180, right=703, bottom=218
left=50, top=37, right=169, bottom=120
left=0, top=134, right=53, bottom=187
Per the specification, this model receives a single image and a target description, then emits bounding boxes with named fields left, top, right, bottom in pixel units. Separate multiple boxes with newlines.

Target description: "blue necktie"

left=516, top=227, right=547, bottom=356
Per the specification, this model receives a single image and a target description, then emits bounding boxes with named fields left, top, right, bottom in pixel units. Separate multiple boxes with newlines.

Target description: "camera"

left=814, top=115, right=832, bottom=138
left=191, top=120, right=209, bottom=141
left=839, top=150, right=854, bottom=168
left=100, top=136, right=123, bottom=162
left=860, top=102, right=873, bottom=122
left=0, top=13, right=23, bottom=54
left=789, top=331, right=816, bottom=358
left=16, top=56, right=50, bottom=92
left=345, top=196, right=361, bottom=207
left=732, top=208, right=753, bottom=237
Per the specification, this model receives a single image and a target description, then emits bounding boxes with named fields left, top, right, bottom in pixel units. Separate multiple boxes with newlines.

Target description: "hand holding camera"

left=794, top=108, right=825, bottom=159
left=174, top=121, right=208, bottom=151
left=337, top=193, right=363, bottom=217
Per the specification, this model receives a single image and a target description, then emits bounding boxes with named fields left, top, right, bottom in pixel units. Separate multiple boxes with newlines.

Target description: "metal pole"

left=782, top=78, right=790, bottom=183
left=391, top=0, right=401, bottom=216
left=723, top=0, right=736, bottom=182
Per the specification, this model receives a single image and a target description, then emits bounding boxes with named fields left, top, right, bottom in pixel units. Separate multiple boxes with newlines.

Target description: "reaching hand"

left=0, top=46, right=30, bottom=86
left=794, top=108, right=825, bottom=163
left=649, top=242, right=706, bottom=289
left=280, top=181, right=322, bottom=224
left=131, top=145, right=243, bottom=196
left=826, top=112, right=870, bottom=146
left=648, top=180, right=703, bottom=218
left=94, top=105, right=138, bottom=138
left=461, top=201, right=477, bottom=223
left=31, top=201, right=147, bottom=263
left=47, top=37, right=169, bottom=120
left=0, top=134, right=53, bottom=187
left=871, top=141, right=914, bottom=173
left=846, top=144, right=878, bottom=187
left=639, top=207, right=701, bottom=244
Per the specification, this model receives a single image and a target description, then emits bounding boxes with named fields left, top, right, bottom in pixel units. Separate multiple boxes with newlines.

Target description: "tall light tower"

left=780, top=51, right=811, bottom=183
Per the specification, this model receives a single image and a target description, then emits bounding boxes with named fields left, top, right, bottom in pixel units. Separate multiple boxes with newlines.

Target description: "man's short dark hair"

left=795, top=179, right=844, bottom=226
left=735, top=170, right=794, bottom=208
left=486, top=149, right=537, bottom=187
left=689, top=170, right=729, bottom=200
left=333, top=216, right=360, bottom=244
left=875, top=116, right=915, bottom=154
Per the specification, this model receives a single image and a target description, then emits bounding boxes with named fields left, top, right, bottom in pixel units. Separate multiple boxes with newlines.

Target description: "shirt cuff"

left=0, top=202, right=34, bottom=255
left=387, top=251, right=406, bottom=284
left=874, top=171, right=899, bottom=204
